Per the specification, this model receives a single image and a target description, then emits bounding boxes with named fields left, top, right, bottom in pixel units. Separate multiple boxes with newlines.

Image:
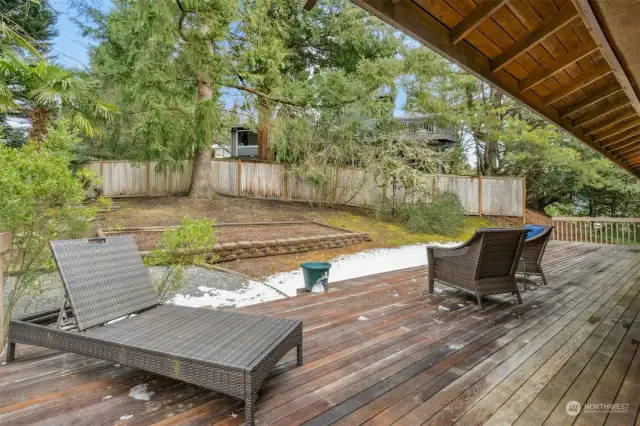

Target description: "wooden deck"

left=1, top=242, right=640, bottom=425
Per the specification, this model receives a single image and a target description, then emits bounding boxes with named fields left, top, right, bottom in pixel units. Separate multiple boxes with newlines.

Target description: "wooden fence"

left=80, top=159, right=525, bottom=217
left=83, top=160, right=193, bottom=197
left=552, top=217, right=640, bottom=245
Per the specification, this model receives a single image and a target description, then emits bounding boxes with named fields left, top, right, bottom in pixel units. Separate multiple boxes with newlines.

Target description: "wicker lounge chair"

left=517, top=225, right=554, bottom=287
left=6, top=236, right=302, bottom=425
left=426, top=229, right=528, bottom=307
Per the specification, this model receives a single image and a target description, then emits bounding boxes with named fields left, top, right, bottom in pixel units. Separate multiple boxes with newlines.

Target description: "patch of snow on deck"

left=171, top=281, right=283, bottom=308
left=170, top=242, right=459, bottom=307
left=129, top=384, right=154, bottom=401
left=262, top=243, right=459, bottom=297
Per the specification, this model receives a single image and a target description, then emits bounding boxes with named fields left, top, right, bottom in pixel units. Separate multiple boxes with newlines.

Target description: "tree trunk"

left=258, top=101, right=274, bottom=161
left=28, top=107, right=49, bottom=148
left=190, top=80, right=214, bottom=199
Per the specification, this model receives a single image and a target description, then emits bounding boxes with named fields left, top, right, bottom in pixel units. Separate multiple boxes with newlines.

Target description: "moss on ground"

left=321, top=212, right=494, bottom=247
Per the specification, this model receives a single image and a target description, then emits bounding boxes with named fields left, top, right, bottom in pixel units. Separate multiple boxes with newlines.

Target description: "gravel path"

left=5, top=266, right=252, bottom=318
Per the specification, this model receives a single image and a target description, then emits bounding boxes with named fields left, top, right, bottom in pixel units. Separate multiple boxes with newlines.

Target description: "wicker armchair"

left=517, top=225, right=554, bottom=287
left=426, top=229, right=528, bottom=308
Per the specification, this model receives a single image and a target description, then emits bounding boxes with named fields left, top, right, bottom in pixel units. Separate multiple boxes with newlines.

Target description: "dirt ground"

left=96, top=196, right=547, bottom=278
left=98, top=196, right=359, bottom=228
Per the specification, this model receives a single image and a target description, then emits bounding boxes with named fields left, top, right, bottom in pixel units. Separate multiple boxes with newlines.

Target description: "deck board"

left=0, top=242, right=639, bottom=425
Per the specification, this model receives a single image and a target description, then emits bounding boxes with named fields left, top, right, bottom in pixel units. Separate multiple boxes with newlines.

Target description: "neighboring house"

left=221, top=114, right=457, bottom=160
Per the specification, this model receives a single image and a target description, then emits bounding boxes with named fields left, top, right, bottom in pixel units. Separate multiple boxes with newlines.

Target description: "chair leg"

left=6, top=342, right=15, bottom=362
left=244, top=393, right=256, bottom=426
left=427, top=274, right=434, bottom=294
left=476, top=294, right=483, bottom=308
left=540, top=270, right=548, bottom=286
left=515, top=289, right=523, bottom=304
left=297, top=343, right=303, bottom=366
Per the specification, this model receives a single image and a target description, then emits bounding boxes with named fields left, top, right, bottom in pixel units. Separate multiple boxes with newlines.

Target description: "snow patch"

left=120, top=415, right=133, bottom=420
left=103, top=395, right=112, bottom=400
left=262, top=243, right=459, bottom=297
left=449, top=343, right=464, bottom=350
left=358, top=316, right=368, bottom=321
left=434, top=288, right=444, bottom=294
left=129, top=384, right=154, bottom=401
left=438, top=305, right=450, bottom=311
left=311, top=282, right=326, bottom=294
left=457, top=304, right=465, bottom=307
left=171, top=281, right=284, bottom=308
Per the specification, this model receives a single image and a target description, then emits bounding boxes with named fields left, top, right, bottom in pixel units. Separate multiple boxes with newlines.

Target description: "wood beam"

left=625, top=158, right=640, bottom=167
left=573, top=0, right=640, bottom=124
left=585, top=110, right=637, bottom=135
left=542, top=67, right=612, bottom=107
left=573, top=97, right=631, bottom=127
left=520, top=40, right=599, bottom=92
left=492, top=4, right=579, bottom=73
left=600, top=128, right=640, bottom=149
left=594, top=118, right=640, bottom=142
left=559, top=83, right=623, bottom=118
left=623, top=152, right=640, bottom=163
left=612, top=142, right=640, bottom=157
left=609, top=137, right=640, bottom=153
left=351, top=0, right=638, bottom=178
left=301, top=0, right=318, bottom=11
left=451, top=0, right=510, bottom=45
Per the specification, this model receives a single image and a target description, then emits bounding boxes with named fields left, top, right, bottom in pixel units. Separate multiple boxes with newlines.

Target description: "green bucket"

left=301, top=262, right=332, bottom=292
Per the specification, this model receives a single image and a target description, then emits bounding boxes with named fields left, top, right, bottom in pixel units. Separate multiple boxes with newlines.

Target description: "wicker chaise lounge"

left=426, top=229, right=528, bottom=307
left=6, top=236, right=302, bottom=425
left=517, top=225, right=554, bottom=287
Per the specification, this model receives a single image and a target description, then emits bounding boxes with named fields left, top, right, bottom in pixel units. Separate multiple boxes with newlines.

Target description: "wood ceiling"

left=334, top=0, right=640, bottom=177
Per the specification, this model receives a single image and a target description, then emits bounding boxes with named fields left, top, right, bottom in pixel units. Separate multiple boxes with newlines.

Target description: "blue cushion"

left=524, top=224, right=547, bottom=240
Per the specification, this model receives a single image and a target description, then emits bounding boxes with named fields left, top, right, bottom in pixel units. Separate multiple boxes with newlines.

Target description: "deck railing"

left=552, top=217, right=640, bottom=245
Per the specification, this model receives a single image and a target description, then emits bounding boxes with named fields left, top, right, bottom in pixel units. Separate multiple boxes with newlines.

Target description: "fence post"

left=237, top=159, right=242, bottom=196
left=522, top=176, right=527, bottom=224
left=146, top=162, right=151, bottom=195
left=478, top=176, right=483, bottom=217
left=0, top=232, right=11, bottom=345
left=282, top=168, right=288, bottom=201
left=99, top=160, right=104, bottom=196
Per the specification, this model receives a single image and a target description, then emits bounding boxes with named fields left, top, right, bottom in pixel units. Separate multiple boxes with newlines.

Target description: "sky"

left=49, top=0, right=100, bottom=70
left=48, top=0, right=407, bottom=114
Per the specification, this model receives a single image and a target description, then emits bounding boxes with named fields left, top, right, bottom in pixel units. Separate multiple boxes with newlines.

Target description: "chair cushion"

left=524, top=224, right=547, bottom=240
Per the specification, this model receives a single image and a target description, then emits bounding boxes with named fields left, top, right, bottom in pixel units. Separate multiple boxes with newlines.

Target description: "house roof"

left=327, top=0, right=640, bottom=177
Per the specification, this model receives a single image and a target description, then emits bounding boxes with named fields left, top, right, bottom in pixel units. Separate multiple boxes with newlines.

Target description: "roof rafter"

left=451, top=0, right=510, bottom=45
left=559, top=83, right=623, bottom=118
left=520, top=40, right=599, bottom=92
left=573, top=98, right=631, bottom=127
left=542, top=67, right=612, bottom=107
left=594, top=118, right=640, bottom=142
left=491, top=4, right=579, bottom=73
left=585, top=110, right=638, bottom=135
left=573, top=0, right=640, bottom=122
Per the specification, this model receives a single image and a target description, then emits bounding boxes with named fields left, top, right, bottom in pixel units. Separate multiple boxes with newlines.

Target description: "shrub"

left=144, top=217, right=217, bottom=302
left=0, top=127, right=97, bottom=345
left=373, top=196, right=399, bottom=222
left=403, top=192, right=465, bottom=237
